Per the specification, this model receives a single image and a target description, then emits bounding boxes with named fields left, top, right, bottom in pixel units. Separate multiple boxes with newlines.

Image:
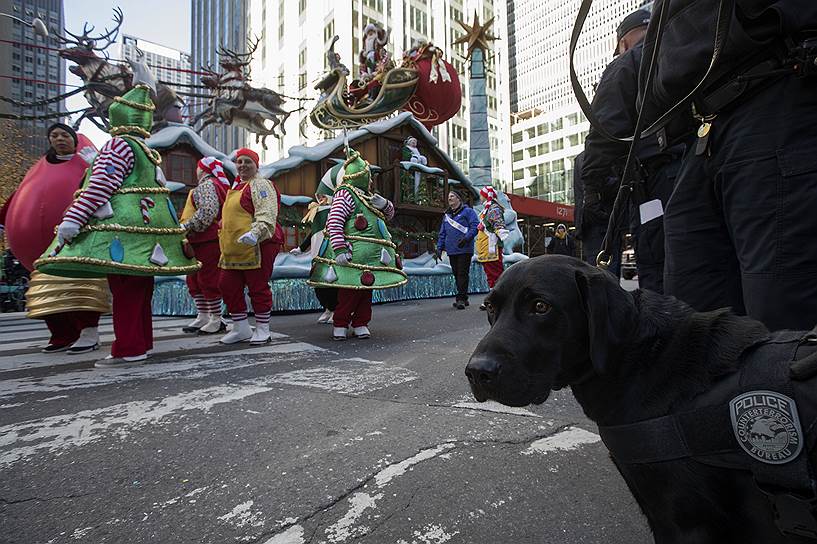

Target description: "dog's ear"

left=574, top=268, right=630, bottom=375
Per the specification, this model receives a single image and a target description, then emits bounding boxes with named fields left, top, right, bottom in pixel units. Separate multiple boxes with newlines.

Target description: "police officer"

left=642, top=0, right=817, bottom=330
left=580, top=10, right=653, bottom=282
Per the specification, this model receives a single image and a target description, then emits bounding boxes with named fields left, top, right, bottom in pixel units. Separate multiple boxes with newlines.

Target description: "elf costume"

left=291, top=162, right=345, bottom=324
left=217, top=147, right=284, bottom=345
left=179, top=156, right=230, bottom=335
left=475, top=186, right=509, bottom=289
left=308, top=148, right=406, bottom=340
left=36, top=85, right=198, bottom=367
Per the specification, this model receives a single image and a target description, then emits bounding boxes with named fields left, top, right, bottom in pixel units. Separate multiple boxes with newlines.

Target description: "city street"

left=0, top=297, right=651, bottom=544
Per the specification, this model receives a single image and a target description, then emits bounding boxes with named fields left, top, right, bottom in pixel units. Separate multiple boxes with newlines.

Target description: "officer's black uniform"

left=642, top=0, right=817, bottom=330
left=582, top=25, right=683, bottom=292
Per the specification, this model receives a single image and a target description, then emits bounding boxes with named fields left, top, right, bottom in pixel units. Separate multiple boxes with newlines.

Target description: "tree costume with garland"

left=291, top=162, right=345, bottom=324
left=36, top=85, right=198, bottom=366
left=475, top=186, right=509, bottom=290
left=308, top=148, right=406, bottom=340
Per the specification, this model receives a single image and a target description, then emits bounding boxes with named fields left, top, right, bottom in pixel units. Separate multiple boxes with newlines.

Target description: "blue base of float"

left=151, top=262, right=494, bottom=316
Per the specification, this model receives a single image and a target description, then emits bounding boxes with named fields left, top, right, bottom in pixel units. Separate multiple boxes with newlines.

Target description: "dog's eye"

left=533, top=301, right=551, bottom=315
left=484, top=301, right=495, bottom=313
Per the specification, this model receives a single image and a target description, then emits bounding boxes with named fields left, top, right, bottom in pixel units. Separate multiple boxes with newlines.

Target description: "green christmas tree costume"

left=36, top=85, right=199, bottom=278
left=307, top=150, right=407, bottom=290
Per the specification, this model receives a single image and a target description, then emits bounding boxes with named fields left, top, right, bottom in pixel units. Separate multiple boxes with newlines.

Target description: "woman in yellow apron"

left=217, top=148, right=283, bottom=345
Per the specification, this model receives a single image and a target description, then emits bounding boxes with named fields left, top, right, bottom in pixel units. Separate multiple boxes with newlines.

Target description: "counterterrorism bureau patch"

left=730, top=390, right=803, bottom=465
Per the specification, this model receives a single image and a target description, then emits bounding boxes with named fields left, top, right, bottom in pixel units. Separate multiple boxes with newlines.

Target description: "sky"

left=62, top=1, right=190, bottom=145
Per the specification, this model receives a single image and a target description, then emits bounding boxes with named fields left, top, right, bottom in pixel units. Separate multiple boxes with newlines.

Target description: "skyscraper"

left=506, top=0, right=646, bottom=203
left=246, top=0, right=511, bottom=188
left=0, top=0, right=66, bottom=155
left=190, top=0, right=249, bottom=153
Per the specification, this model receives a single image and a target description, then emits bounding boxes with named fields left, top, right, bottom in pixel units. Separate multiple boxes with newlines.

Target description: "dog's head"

left=465, top=255, right=635, bottom=407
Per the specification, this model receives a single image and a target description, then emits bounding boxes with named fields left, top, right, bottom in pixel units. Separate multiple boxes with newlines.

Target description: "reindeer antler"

left=52, top=7, right=122, bottom=50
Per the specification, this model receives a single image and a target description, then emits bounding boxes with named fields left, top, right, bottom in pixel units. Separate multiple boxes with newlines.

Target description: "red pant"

left=482, top=254, right=504, bottom=289
left=219, top=242, right=280, bottom=317
left=334, top=289, right=373, bottom=328
left=108, top=274, right=154, bottom=358
left=44, top=311, right=101, bottom=346
left=186, top=240, right=222, bottom=300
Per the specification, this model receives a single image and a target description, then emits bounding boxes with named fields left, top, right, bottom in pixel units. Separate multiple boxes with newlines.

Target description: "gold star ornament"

left=453, top=10, right=497, bottom=60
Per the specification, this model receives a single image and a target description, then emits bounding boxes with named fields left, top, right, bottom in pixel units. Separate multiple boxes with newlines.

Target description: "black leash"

left=568, top=0, right=736, bottom=268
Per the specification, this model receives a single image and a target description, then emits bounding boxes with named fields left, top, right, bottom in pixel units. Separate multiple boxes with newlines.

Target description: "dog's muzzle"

left=465, top=355, right=500, bottom=402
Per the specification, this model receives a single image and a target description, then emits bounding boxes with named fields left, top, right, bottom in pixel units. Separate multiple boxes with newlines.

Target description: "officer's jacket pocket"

left=777, top=148, right=817, bottom=178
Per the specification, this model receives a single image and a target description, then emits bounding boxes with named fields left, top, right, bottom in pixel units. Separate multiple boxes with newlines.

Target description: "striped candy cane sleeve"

left=63, top=138, right=135, bottom=227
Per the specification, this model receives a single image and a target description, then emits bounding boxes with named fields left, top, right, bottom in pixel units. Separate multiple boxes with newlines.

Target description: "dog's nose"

left=465, top=355, right=500, bottom=390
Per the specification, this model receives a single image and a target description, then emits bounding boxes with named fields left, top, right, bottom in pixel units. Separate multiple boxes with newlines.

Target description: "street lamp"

left=0, top=14, right=48, bottom=38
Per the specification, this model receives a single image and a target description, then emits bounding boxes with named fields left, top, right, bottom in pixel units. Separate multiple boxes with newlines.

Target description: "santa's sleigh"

left=310, top=67, right=419, bottom=130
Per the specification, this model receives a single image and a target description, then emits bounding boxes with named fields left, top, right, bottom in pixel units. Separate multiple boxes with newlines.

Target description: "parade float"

left=1, top=10, right=525, bottom=317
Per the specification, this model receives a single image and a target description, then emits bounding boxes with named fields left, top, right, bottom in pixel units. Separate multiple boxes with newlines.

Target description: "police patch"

left=730, top=390, right=803, bottom=465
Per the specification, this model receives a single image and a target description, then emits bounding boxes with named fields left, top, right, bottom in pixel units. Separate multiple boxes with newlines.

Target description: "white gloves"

left=370, top=193, right=388, bottom=210
left=57, top=220, right=81, bottom=245
left=92, top=201, right=114, bottom=219
left=237, top=231, right=258, bottom=246
left=289, top=247, right=303, bottom=255
left=497, top=228, right=510, bottom=242
left=335, top=252, right=352, bottom=265
left=77, top=146, right=97, bottom=165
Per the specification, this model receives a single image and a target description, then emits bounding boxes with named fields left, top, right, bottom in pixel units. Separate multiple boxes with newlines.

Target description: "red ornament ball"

left=354, top=214, right=369, bottom=231
left=360, top=270, right=375, bottom=286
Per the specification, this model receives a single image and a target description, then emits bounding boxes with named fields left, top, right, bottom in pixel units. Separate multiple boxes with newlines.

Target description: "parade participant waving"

left=308, top=148, right=407, bottom=341
left=436, top=190, right=479, bottom=310
left=291, top=162, right=344, bottom=324
left=36, top=84, right=199, bottom=368
left=1, top=123, right=109, bottom=354
left=218, top=148, right=283, bottom=345
left=475, top=186, right=508, bottom=310
left=179, top=156, right=230, bottom=335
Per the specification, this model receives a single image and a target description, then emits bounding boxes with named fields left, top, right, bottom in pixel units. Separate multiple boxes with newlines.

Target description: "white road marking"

left=262, top=525, right=304, bottom=544
left=453, top=400, right=540, bottom=418
left=218, top=500, right=265, bottom=529
left=0, top=383, right=274, bottom=469
left=0, top=342, right=324, bottom=399
left=268, top=362, right=417, bottom=395
left=521, top=427, right=601, bottom=455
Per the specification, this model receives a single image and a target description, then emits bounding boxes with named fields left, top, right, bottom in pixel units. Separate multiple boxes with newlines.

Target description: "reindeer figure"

left=52, top=8, right=184, bottom=131
left=191, top=37, right=299, bottom=150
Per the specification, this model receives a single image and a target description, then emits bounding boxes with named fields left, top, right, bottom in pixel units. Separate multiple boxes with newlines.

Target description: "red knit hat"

left=234, top=147, right=259, bottom=167
left=197, top=156, right=230, bottom=188
left=479, top=186, right=497, bottom=203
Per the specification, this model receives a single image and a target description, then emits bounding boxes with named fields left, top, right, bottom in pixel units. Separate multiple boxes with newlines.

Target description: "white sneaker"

left=198, top=313, right=225, bottom=334
left=332, top=326, right=348, bottom=341
left=317, top=309, right=334, bottom=324
left=352, top=326, right=371, bottom=339
left=250, top=322, right=271, bottom=345
left=95, top=353, right=147, bottom=368
left=220, top=320, right=253, bottom=344
left=183, top=313, right=208, bottom=333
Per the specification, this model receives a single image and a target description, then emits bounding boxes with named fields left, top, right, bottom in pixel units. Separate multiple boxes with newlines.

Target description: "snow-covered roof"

left=147, top=123, right=237, bottom=175
left=258, top=112, right=475, bottom=195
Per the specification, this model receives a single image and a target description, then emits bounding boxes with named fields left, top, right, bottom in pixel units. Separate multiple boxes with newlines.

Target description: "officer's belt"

left=598, top=329, right=817, bottom=538
left=692, top=57, right=785, bottom=118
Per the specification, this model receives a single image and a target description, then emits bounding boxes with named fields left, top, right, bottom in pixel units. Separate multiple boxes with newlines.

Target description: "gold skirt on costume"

left=25, top=270, right=112, bottom=319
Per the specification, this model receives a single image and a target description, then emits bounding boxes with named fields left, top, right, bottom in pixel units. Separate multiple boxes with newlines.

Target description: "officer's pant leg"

left=663, top=147, right=745, bottom=314
left=713, top=76, right=817, bottom=330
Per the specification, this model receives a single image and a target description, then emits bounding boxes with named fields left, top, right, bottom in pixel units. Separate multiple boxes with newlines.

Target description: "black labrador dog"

left=466, top=255, right=817, bottom=544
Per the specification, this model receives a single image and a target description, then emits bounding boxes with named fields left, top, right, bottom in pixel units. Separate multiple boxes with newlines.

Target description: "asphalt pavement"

left=0, top=295, right=652, bottom=544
